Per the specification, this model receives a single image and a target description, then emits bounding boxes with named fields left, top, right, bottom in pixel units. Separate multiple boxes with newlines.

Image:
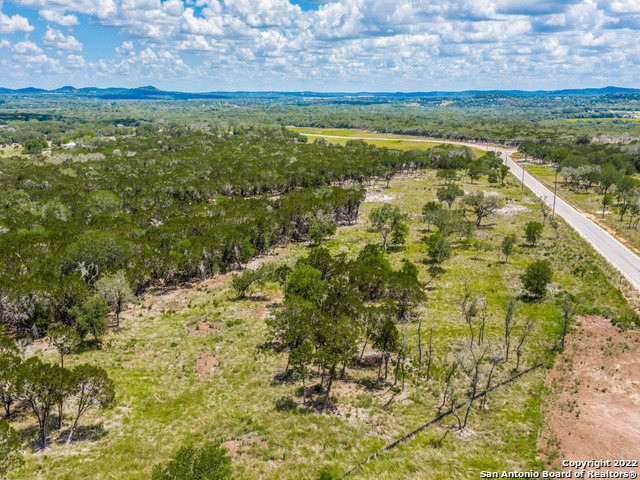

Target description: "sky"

left=0, top=0, right=638, bottom=92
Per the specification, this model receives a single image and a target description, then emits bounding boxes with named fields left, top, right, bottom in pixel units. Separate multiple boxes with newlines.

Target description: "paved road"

left=498, top=150, right=640, bottom=291
left=301, top=132, right=640, bottom=291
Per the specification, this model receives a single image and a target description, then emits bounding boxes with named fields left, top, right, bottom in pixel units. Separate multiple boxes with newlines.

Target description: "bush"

left=524, top=221, right=543, bottom=246
left=521, top=260, right=553, bottom=297
left=73, top=294, right=110, bottom=341
left=231, top=270, right=260, bottom=299
left=425, top=232, right=452, bottom=264
left=151, top=441, right=232, bottom=480
left=0, top=419, right=23, bottom=478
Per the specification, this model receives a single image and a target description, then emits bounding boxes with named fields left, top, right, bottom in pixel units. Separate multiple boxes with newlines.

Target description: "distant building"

left=62, top=141, right=76, bottom=149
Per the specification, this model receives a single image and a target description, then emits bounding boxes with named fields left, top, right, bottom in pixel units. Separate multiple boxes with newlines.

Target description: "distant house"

left=62, top=141, right=76, bottom=149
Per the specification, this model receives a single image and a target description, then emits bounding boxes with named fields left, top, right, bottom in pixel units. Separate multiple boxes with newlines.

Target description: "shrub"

left=521, top=260, right=553, bottom=297
left=151, top=441, right=232, bottom=480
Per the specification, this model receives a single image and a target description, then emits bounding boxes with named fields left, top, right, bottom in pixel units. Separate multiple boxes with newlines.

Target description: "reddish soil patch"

left=221, top=433, right=267, bottom=458
left=251, top=306, right=268, bottom=319
left=186, top=321, right=220, bottom=335
left=195, top=354, right=219, bottom=379
left=539, top=316, right=640, bottom=473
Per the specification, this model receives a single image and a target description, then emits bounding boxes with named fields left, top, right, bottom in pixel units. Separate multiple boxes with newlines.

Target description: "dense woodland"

left=2, top=93, right=640, bottom=146
left=0, top=125, right=486, bottom=339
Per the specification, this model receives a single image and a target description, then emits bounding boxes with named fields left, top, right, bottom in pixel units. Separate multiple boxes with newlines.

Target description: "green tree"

left=421, top=201, right=444, bottom=231
left=501, top=233, right=517, bottom=262
left=49, top=326, right=80, bottom=368
left=599, top=164, right=620, bottom=218
left=467, top=163, right=484, bottom=184
left=96, top=271, right=136, bottom=327
left=230, top=269, right=261, bottom=299
left=0, top=353, right=20, bottom=419
left=309, top=214, right=337, bottom=246
left=18, top=358, right=70, bottom=448
left=285, top=264, right=327, bottom=304
left=499, top=164, right=510, bottom=184
left=22, top=138, right=46, bottom=154
left=231, top=236, right=255, bottom=270
left=521, top=260, right=553, bottom=298
left=289, top=340, right=314, bottom=406
left=66, top=231, right=133, bottom=284
left=73, top=295, right=110, bottom=342
left=373, top=318, right=400, bottom=386
left=151, top=441, right=233, bottom=480
left=463, top=192, right=504, bottom=227
left=0, top=333, right=18, bottom=356
left=436, top=184, right=464, bottom=209
left=65, top=364, right=115, bottom=446
left=524, top=221, right=543, bottom=246
left=425, top=232, right=452, bottom=264
left=436, top=169, right=457, bottom=185
left=369, top=204, right=407, bottom=251
left=390, top=221, right=408, bottom=247
left=315, top=314, right=358, bottom=410
left=0, top=419, right=23, bottom=478
left=86, top=190, right=122, bottom=215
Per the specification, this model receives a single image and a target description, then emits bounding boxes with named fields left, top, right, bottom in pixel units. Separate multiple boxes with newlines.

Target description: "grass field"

left=10, top=171, right=635, bottom=480
left=288, top=127, right=487, bottom=156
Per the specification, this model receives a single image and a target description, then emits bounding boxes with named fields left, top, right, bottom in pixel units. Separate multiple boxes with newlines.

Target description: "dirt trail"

left=539, top=316, right=640, bottom=472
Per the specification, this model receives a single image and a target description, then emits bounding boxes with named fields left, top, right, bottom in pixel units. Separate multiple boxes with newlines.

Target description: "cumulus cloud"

left=39, top=9, right=79, bottom=26
left=2, top=0, right=640, bottom=90
left=12, top=40, right=41, bottom=54
left=66, top=53, right=85, bottom=68
left=0, top=2, right=33, bottom=33
left=42, top=27, right=82, bottom=51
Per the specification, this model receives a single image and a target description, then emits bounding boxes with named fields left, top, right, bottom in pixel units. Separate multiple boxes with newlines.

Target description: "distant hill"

left=0, top=85, right=637, bottom=100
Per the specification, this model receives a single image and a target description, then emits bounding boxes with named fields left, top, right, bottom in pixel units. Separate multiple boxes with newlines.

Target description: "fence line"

left=340, top=362, right=545, bottom=478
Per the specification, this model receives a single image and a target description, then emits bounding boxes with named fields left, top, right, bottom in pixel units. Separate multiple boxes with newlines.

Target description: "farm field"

left=8, top=169, right=636, bottom=480
left=288, top=127, right=487, bottom=155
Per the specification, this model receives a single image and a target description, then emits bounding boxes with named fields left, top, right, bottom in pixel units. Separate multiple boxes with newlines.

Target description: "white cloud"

left=66, top=54, right=85, bottom=68
left=12, top=40, right=42, bottom=54
left=3, top=0, right=640, bottom=90
left=39, top=8, right=78, bottom=26
left=0, top=4, right=33, bottom=33
left=42, top=27, right=82, bottom=51
left=0, top=38, right=9, bottom=48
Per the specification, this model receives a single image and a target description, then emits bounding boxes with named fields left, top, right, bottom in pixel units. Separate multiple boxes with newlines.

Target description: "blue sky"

left=0, top=0, right=638, bottom=92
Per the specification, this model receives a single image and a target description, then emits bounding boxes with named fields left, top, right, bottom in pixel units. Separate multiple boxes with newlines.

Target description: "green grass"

left=567, top=118, right=640, bottom=123
left=287, top=127, right=486, bottom=156
left=10, top=171, right=634, bottom=480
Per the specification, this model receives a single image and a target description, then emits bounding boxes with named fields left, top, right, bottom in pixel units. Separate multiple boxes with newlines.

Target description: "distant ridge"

left=0, top=85, right=638, bottom=100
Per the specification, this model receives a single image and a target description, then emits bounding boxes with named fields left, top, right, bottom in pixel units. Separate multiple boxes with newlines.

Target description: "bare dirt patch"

left=186, top=322, right=220, bottom=335
left=364, top=189, right=395, bottom=203
left=221, top=433, right=267, bottom=458
left=195, top=354, right=219, bottom=379
left=251, top=306, right=268, bottom=319
left=496, top=204, right=529, bottom=216
left=539, top=316, right=640, bottom=472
